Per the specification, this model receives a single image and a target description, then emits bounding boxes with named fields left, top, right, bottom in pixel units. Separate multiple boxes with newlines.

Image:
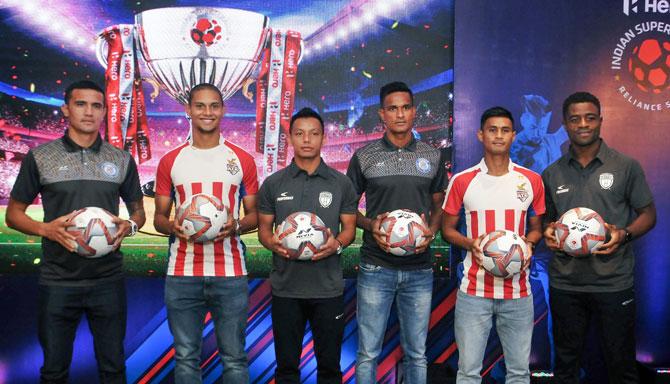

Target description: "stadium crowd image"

left=1, top=0, right=669, bottom=383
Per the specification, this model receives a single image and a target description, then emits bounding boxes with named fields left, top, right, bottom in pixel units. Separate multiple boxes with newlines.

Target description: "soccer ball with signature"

left=555, top=207, right=607, bottom=256
left=380, top=209, right=428, bottom=256
left=66, top=207, right=118, bottom=258
left=176, top=194, right=228, bottom=243
left=480, top=230, right=527, bottom=278
left=277, top=211, right=329, bottom=260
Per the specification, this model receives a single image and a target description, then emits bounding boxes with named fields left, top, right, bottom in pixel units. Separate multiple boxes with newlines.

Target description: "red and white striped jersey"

left=443, top=159, right=545, bottom=299
left=155, top=137, right=258, bottom=277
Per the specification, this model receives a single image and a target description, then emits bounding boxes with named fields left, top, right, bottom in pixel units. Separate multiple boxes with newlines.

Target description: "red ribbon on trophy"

left=255, top=29, right=301, bottom=176
left=99, top=24, right=152, bottom=164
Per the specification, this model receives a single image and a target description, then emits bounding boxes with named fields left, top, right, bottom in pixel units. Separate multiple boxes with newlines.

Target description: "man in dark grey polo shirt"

left=6, top=80, right=145, bottom=383
left=347, top=82, right=447, bottom=384
left=258, top=107, right=357, bottom=383
left=542, top=92, right=656, bottom=384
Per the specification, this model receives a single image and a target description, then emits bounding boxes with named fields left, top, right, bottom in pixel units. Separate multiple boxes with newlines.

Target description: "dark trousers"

left=550, top=287, right=638, bottom=384
left=38, top=279, right=127, bottom=384
left=271, top=295, right=344, bottom=384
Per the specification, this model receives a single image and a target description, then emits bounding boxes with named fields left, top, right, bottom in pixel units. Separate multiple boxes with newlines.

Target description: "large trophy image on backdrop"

left=95, top=6, right=301, bottom=173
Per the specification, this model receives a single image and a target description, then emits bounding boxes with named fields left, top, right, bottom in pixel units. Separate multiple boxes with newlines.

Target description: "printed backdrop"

left=0, top=0, right=454, bottom=383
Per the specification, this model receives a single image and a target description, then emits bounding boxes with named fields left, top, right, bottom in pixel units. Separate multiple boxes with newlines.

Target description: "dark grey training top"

left=542, top=140, right=654, bottom=292
left=258, top=159, right=358, bottom=298
left=346, top=134, right=448, bottom=270
left=11, top=133, right=142, bottom=286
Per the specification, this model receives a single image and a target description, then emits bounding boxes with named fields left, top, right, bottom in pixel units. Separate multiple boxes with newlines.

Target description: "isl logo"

left=628, top=38, right=670, bottom=94
left=610, top=21, right=670, bottom=112
left=191, top=18, right=222, bottom=46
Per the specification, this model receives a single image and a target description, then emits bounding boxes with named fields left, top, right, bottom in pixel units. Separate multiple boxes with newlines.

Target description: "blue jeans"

left=355, top=263, right=433, bottom=384
left=165, top=276, right=249, bottom=384
left=38, top=279, right=127, bottom=384
left=454, top=290, right=534, bottom=384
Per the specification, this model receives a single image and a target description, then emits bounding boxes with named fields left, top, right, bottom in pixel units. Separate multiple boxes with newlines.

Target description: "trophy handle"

left=95, top=32, right=110, bottom=68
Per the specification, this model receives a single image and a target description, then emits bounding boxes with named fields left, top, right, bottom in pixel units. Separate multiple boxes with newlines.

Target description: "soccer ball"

left=380, top=209, right=428, bottom=256
left=555, top=207, right=607, bottom=257
left=277, top=211, right=329, bottom=260
left=176, top=194, right=228, bottom=243
left=480, top=230, right=527, bottom=278
left=190, top=18, right=222, bottom=46
left=66, top=207, right=118, bottom=258
left=628, top=38, right=670, bottom=94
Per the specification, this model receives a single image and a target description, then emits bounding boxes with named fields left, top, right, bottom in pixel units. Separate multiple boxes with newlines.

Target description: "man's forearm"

left=153, top=215, right=173, bottom=235
left=356, top=211, right=372, bottom=231
left=6, top=200, right=46, bottom=237
left=239, top=213, right=258, bottom=234
left=443, top=228, right=474, bottom=250
left=127, top=200, right=146, bottom=229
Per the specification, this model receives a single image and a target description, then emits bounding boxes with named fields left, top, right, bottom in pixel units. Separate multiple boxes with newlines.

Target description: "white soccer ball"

left=480, top=229, right=527, bottom=278
left=380, top=209, right=428, bottom=256
left=277, top=211, right=329, bottom=260
left=176, top=194, right=228, bottom=243
left=66, top=207, right=118, bottom=258
left=555, top=207, right=607, bottom=257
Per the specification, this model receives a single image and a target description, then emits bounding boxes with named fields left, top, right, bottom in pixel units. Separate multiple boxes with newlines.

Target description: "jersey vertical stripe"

left=155, top=137, right=258, bottom=277
left=443, top=159, right=545, bottom=299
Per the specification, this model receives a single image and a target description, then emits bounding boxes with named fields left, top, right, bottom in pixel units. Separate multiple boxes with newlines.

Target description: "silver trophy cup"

left=97, top=7, right=270, bottom=104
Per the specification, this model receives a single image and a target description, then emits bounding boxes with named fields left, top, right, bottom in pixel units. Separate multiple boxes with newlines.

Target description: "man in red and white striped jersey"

left=154, top=83, right=258, bottom=383
left=441, top=107, right=545, bottom=384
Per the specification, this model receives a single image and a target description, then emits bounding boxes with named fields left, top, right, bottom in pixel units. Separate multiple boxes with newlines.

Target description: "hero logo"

left=623, top=0, right=670, bottom=15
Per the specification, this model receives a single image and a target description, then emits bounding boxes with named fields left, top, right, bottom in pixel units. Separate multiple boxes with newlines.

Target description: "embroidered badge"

left=415, top=157, right=431, bottom=174
left=319, top=191, right=333, bottom=208
left=227, top=158, right=241, bottom=175
left=516, top=182, right=529, bottom=202
left=100, top=162, right=119, bottom=178
left=599, top=173, right=613, bottom=190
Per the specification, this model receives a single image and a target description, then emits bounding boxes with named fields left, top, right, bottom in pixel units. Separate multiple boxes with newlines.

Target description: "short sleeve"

left=240, top=154, right=259, bottom=196
left=10, top=151, right=41, bottom=204
left=542, top=171, right=558, bottom=224
left=442, top=176, right=464, bottom=216
left=626, top=159, right=654, bottom=209
left=257, top=177, right=275, bottom=215
left=346, top=153, right=365, bottom=196
left=120, top=156, right=143, bottom=204
left=155, top=155, right=174, bottom=197
left=340, top=175, right=359, bottom=214
left=430, top=149, right=449, bottom=193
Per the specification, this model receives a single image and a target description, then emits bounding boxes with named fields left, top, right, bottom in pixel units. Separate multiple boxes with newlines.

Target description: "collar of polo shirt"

left=288, top=157, right=330, bottom=178
left=381, top=132, right=417, bottom=152
left=61, top=131, right=103, bottom=153
left=566, top=139, right=613, bottom=167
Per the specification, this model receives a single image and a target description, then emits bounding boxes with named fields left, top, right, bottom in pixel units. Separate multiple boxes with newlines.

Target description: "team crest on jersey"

left=319, top=191, right=333, bottom=208
left=227, top=158, right=240, bottom=175
left=415, top=157, right=431, bottom=174
left=100, top=162, right=119, bottom=178
left=516, top=182, right=529, bottom=202
left=599, top=173, right=614, bottom=190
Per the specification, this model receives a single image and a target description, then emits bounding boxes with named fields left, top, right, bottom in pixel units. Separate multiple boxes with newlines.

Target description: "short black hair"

left=188, top=83, right=223, bottom=104
left=290, top=107, right=324, bottom=133
left=64, top=80, right=105, bottom=105
left=379, top=81, right=414, bottom=107
left=562, top=92, right=601, bottom=119
left=480, top=106, right=514, bottom=130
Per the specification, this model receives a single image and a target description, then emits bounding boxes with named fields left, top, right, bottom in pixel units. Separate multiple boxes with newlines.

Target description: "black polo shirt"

left=542, top=140, right=654, bottom=292
left=346, top=134, right=448, bottom=270
left=258, top=158, right=358, bottom=298
left=11, top=133, right=142, bottom=286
